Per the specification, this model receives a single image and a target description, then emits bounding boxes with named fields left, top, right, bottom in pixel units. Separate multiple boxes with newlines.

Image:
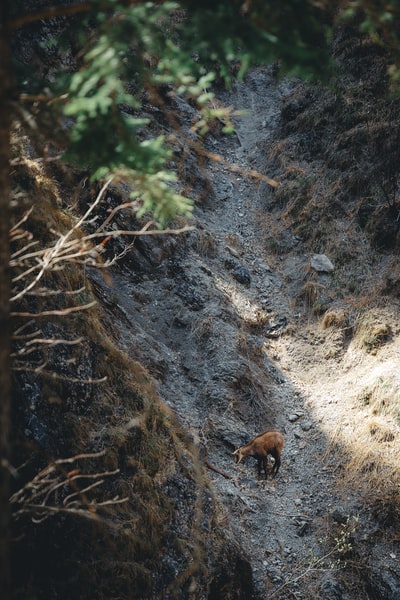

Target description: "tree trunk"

left=0, top=6, right=12, bottom=600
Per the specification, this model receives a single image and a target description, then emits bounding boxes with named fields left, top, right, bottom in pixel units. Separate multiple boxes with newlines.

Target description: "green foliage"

left=60, top=2, right=193, bottom=224
left=11, top=0, right=335, bottom=225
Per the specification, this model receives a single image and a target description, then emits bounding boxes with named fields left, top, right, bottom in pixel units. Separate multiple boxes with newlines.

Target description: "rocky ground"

left=10, top=8, right=400, bottom=597
left=88, top=65, right=400, bottom=598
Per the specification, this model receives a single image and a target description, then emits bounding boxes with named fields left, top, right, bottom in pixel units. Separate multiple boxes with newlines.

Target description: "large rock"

left=310, top=254, right=334, bottom=273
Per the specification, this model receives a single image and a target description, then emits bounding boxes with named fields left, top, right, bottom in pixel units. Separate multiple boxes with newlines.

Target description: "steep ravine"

left=93, top=66, right=399, bottom=599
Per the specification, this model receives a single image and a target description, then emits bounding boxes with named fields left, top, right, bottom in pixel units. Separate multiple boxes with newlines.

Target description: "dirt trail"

left=199, top=67, right=351, bottom=599
left=106, top=66, right=397, bottom=598
left=205, top=67, right=400, bottom=600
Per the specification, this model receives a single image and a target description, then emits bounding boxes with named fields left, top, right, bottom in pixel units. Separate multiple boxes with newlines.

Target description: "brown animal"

left=233, top=429, right=284, bottom=479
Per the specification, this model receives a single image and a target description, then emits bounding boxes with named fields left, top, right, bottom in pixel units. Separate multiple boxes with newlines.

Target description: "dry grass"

left=9, top=133, right=228, bottom=600
left=299, top=281, right=331, bottom=315
left=355, top=374, right=400, bottom=421
left=381, top=256, right=400, bottom=297
left=191, top=228, right=218, bottom=257
left=321, top=331, right=346, bottom=359
left=367, top=419, right=396, bottom=442
left=329, top=420, right=399, bottom=490
left=326, top=373, right=400, bottom=523
left=241, top=308, right=270, bottom=333
left=343, top=432, right=399, bottom=486
left=354, top=312, right=391, bottom=353
left=236, top=331, right=265, bottom=366
left=224, top=233, right=244, bottom=253
left=321, top=310, right=347, bottom=329
left=14, top=291, right=217, bottom=598
left=191, top=314, right=215, bottom=342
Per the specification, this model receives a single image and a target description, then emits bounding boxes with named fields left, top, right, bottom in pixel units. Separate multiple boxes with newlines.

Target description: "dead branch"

left=10, top=179, right=113, bottom=302
left=12, top=320, right=40, bottom=340
left=9, top=176, right=194, bottom=378
left=11, top=365, right=107, bottom=384
left=10, top=207, right=34, bottom=233
left=10, top=181, right=193, bottom=301
left=62, top=479, right=106, bottom=505
left=197, top=423, right=233, bottom=480
left=11, top=336, right=84, bottom=358
left=97, top=200, right=139, bottom=231
left=24, top=286, right=87, bottom=297
left=199, top=148, right=279, bottom=187
left=205, top=460, right=233, bottom=480
left=10, top=300, right=97, bottom=317
left=10, top=451, right=127, bottom=524
left=14, top=502, right=126, bottom=525
left=89, top=224, right=194, bottom=238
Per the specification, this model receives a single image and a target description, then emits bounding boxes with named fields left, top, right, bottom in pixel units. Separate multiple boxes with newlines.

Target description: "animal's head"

left=233, top=447, right=244, bottom=464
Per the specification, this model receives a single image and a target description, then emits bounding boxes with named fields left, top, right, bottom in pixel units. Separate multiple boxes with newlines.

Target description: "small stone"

left=301, top=421, right=313, bottom=431
left=297, top=521, right=311, bottom=537
left=331, top=509, right=348, bottom=524
left=232, top=265, right=251, bottom=286
left=288, top=413, right=299, bottom=422
left=310, top=254, right=334, bottom=273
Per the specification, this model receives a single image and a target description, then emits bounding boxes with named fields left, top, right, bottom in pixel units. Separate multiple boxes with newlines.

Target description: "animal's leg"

left=270, top=449, right=281, bottom=477
left=262, top=457, right=269, bottom=479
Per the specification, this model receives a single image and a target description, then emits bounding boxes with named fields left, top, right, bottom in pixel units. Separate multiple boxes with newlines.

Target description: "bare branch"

left=62, top=479, right=105, bottom=505
left=10, top=240, right=40, bottom=260
left=12, top=319, right=37, bottom=336
left=72, top=177, right=114, bottom=235
left=205, top=461, right=233, bottom=480
left=11, top=347, right=44, bottom=359
left=12, top=504, right=115, bottom=524
left=10, top=300, right=97, bottom=317
left=11, top=366, right=107, bottom=384
left=12, top=330, right=41, bottom=341
left=10, top=207, right=34, bottom=233
left=78, top=224, right=195, bottom=244
left=11, top=336, right=84, bottom=358
left=96, top=200, right=139, bottom=231
left=9, top=178, right=195, bottom=383
left=10, top=451, right=127, bottom=524
left=10, top=180, right=112, bottom=302
left=55, top=451, right=108, bottom=463
left=23, top=286, right=87, bottom=297
left=199, top=147, right=279, bottom=187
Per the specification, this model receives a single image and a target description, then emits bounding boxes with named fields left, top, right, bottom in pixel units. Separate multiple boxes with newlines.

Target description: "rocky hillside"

left=11, top=22, right=400, bottom=600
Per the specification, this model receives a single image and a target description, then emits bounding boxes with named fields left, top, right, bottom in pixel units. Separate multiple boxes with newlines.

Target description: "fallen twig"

left=205, top=460, right=232, bottom=480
